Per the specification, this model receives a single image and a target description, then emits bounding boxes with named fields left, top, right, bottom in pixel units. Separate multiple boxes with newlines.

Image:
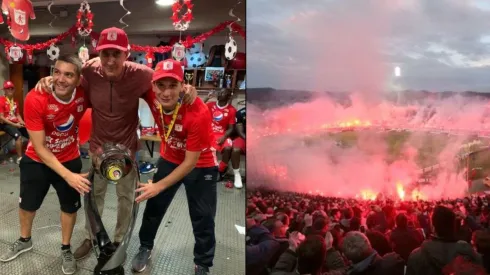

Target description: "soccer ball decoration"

left=225, top=36, right=238, bottom=60
left=47, top=44, right=60, bottom=61
left=186, top=52, right=207, bottom=68
left=8, top=46, right=23, bottom=62
left=188, top=42, right=203, bottom=54
left=134, top=52, right=147, bottom=65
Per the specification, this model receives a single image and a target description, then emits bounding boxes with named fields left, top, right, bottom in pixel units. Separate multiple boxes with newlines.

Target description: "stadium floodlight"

left=394, top=66, right=401, bottom=77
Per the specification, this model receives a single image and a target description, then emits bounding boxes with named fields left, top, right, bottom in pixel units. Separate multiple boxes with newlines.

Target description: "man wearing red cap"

left=0, top=80, right=28, bottom=163
left=36, top=27, right=197, bottom=260
left=131, top=59, right=218, bottom=275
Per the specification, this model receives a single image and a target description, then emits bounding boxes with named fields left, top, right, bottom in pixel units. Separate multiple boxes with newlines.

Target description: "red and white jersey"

left=146, top=94, right=217, bottom=168
left=1, top=0, right=36, bottom=41
left=206, top=101, right=236, bottom=135
left=0, top=96, right=19, bottom=123
left=24, top=87, right=88, bottom=163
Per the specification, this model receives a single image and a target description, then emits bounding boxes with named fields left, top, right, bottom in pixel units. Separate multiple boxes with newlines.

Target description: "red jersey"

left=0, top=96, right=19, bottom=123
left=206, top=102, right=236, bottom=135
left=147, top=95, right=217, bottom=168
left=1, top=0, right=36, bottom=41
left=24, top=88, right=88, bottom=163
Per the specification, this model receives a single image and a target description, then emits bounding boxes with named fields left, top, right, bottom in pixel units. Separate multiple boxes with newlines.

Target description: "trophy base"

left=93, top=266, right=125, bottom=275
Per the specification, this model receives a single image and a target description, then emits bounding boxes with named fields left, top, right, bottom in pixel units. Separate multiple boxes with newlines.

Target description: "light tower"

left=394, top=66, right=402, bottom=105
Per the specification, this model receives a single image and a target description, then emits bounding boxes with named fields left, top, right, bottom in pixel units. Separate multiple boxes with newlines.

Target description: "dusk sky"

left=247, top=0, right=490, bottom=92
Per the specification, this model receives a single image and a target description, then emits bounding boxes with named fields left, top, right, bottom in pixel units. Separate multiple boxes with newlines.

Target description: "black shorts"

left=19, top=156, right=82, bottom=213
left=0, top=124, right=29, bottom=140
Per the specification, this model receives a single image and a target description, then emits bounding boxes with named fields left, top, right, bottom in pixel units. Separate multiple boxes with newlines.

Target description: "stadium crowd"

left=246, top=188, right=490, bottom=275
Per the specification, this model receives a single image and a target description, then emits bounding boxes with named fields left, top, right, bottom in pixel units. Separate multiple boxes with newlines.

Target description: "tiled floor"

left=0, top=151, right=245, bottom=275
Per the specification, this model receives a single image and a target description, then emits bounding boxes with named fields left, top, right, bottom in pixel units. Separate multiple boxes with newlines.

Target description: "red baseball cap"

left=152, top=59, right=184, bottom=82
left=3, top=81, right=14, bottom=89
left=96, top=27, right=129, bottom=52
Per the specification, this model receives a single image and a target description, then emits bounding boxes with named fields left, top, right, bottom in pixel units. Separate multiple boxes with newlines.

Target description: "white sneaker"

left=234, top=174, right=243, bottom=189
left=16, top=157, right=22, bottom=164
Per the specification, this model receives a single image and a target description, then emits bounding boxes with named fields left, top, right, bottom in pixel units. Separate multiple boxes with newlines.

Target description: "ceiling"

left=1, top=0, right=245, bottom=37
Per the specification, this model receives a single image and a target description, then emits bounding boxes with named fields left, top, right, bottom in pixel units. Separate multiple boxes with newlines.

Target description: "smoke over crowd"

left=248, top=92, right=490, bottom=201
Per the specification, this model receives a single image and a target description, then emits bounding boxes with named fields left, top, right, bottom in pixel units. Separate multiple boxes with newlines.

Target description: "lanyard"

left=5, top=97, right=14, bottom=115
left=159, top=102, right=181, bottom=142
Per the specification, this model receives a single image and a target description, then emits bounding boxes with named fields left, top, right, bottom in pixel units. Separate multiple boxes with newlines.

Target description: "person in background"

left=231, top=106, right=245, bottom=188
left=388, top=213, right=424, bottom=263
left=0, top=80, right=28, bottom=163
left=204, top=90, right=236, bottom=180
left=341, top=231, right=405, bottom=275
left=406, top=206, right=483, bottom=275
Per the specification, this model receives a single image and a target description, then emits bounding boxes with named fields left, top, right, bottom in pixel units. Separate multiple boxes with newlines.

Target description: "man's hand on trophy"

left=182, top=84, right=197, bottom=105
left=64, top=172, right=91, bottom=195
left=135, top=181, right=163, bottom=203
left=34, top=76, right=54, bottom=94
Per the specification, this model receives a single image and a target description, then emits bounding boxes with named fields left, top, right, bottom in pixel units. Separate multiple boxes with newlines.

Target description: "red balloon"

left=180, top=57, right=188, bottom=67
left=168, top=36, right=180, bottom=46
left=229, top=52, right=246, bottom=69
left=79, top=108, right=92, bottom=145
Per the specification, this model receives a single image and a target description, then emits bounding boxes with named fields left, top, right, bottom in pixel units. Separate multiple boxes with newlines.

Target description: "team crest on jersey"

left=54, top=114, right=75, bottom=132
left=13, top=9, right=26, bottom=26
left=175, top=124, right=183, bottom=132
left=77, top=105, right=83, bottom=112
left=48, top=104, right=59, bottom=112
left=212, top=110, right=224, bottom=122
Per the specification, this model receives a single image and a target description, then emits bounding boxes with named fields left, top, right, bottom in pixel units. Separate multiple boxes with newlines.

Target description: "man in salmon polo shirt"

left=131, top=59, right=218, bottom=275
left=35, top=27, right=198, bottom=260
left=0, top=54, right=91, bottom=275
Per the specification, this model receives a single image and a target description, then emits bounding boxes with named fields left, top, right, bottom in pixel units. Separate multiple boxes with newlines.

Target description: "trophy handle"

left=84, top=149, right=141, bottom=275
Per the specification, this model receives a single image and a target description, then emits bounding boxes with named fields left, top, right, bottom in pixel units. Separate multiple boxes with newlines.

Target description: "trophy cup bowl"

left=185, top=72, right=194, bottom=85
left=85, top=143, right=140, bottom=275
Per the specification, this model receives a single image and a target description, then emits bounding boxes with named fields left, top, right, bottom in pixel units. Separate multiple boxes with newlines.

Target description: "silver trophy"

left=185, top=72, right=194, bottom=85
left=84, top=143, right=139, bottom=275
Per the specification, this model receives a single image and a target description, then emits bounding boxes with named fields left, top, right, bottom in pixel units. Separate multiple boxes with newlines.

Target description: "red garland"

left=0, top=21, right=245, bottom=55
left=171, top=0, right=194, bottom=30
left=0, top=25, right=77, bottom=51
left=129, top=20, right=244, bottom=53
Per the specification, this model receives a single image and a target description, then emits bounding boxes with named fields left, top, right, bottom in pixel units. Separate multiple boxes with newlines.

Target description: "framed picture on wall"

left=204, top=67, right=225, bottom=82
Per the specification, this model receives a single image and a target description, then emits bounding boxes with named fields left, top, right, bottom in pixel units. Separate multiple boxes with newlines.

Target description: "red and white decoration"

left=76, top=1, right=94, bottom=36
left=8, top=45, right=23, bottom=62
left=47, top=44, right=60, bottom=60
left=172, top=42, right=186, bottom=61
left=171, top=0, right=194, bottom=32
left=225, top=36, right=238, bottom=60
left=78, top=45, right=89, bottom=63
